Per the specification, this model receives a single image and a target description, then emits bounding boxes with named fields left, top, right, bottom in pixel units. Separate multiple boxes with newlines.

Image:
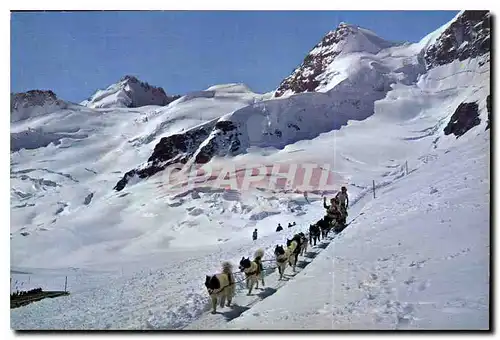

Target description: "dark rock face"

left=114, top=119, right=243, bottom=191
left=425, top=11, right=490, bottom=70
left=194, top=121, right=241, bottom=164
left=114, top=123, right=214, bottom=191
left=147, top=126, right=212, bottom=164
left=486, top=95, right=491, bottom=131
left=443, top=102, right=480, bottom=138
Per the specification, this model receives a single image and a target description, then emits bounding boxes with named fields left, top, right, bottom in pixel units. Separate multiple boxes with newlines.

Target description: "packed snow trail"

left=222, top=134, right=489, bottom=330
left=183, top=235, right=337, bottom=330
left=182, top=179, right=372, bottom=330
left=10, top=205, right=335, bottom=330
left=9, top=159, right=425, bottom=331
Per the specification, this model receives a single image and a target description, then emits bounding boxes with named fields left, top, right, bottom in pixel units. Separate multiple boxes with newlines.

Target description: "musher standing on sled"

left=335, top=186, right=349, bottom=225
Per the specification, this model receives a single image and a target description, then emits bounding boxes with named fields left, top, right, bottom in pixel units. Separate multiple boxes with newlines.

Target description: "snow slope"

left=10, top=84, right=269, bottom=266
left=224, top=132, right=489, bottom=330
left=10, top=11, right=490, bottom=330
left=11, top=123, right=489, bottom=330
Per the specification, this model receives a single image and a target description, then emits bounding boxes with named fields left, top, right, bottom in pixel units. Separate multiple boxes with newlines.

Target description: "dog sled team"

left=204, top=248, right=267, bottom=314
left=205, top=187, right=349, bottom=314
left=204, top=236, right=308, bottom=314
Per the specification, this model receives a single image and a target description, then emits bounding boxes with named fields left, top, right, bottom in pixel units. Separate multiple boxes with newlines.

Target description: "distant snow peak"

left=11, top=90, right=68, bottom=123
left=12, top=89, right=58, bottom=104
left=274, top=22, right=396, bottom=97
left=83, top=75, right=179, bottom=109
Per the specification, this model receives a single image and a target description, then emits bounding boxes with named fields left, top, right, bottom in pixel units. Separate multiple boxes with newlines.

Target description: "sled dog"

left=205, top=261, right=235, bottom=314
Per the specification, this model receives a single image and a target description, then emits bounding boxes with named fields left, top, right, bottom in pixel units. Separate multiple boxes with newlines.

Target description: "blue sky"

left=11, top=11, right=459, bottom=102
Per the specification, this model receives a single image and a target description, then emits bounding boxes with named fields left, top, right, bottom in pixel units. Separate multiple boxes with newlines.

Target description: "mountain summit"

left=82, top=75, right=179, bottom=109
left=274, top=22, right=397, bottom=97
left=11, top=90, right=68, bottom=123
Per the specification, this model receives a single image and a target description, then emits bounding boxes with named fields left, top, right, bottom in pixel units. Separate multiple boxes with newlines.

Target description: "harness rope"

left=208, top=264, right=281, bottom=294
left=208, top=211, right=354, bottom=295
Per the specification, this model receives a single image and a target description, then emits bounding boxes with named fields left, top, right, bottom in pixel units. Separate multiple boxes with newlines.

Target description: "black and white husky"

left=239, top=248, right=265, bottom=295
left=204, top=261, right=235, bottom=314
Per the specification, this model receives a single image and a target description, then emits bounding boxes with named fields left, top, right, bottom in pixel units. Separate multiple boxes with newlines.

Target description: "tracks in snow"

left=183, top=234, right=337, bottom=330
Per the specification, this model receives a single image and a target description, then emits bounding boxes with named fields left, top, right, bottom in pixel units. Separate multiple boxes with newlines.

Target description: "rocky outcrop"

left=114, top=123, right=213, bottom=191
left=424, top=11, right=490, bottom=70
left=194, top=121, right=241, bottom=164
left=114, top=119, right=243, bottom=191
left=443, top=102, right=480, bottom=138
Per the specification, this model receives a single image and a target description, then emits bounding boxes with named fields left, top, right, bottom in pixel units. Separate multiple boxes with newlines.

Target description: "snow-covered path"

left=183, top=235, right=335, bottom=330
left=222, top=133, right=489, bottom=330
left=10, top=201, right=330, bottom=330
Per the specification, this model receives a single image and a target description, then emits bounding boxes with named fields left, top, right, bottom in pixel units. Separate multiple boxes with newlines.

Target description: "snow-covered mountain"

left=10, top=10, right=490, bottom=330
left=114, top=11, right=490, bottom=192
left=81, top=75, right=179, bottom=109
left=274, top=22, right=398, bottom=98
left=11, top=90, right=69, bottom=123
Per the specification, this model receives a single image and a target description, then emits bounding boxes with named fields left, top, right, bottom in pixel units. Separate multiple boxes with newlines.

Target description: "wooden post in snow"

left=64, top=276, right=68, bottom=293
left=373, top=180, right=376, bottom=199
left=405, top=161, right=408, bottom=175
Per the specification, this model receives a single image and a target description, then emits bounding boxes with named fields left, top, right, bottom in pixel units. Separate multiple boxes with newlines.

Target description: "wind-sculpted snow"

left=11, top=128, right=88, bottom=152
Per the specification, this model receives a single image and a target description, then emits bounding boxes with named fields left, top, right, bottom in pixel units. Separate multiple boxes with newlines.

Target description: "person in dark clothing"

left=288, top=223, right=293, bottom=228
left=276, top=223, right=283, bottom=232
left=252, top=229, right=258, bottom=241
